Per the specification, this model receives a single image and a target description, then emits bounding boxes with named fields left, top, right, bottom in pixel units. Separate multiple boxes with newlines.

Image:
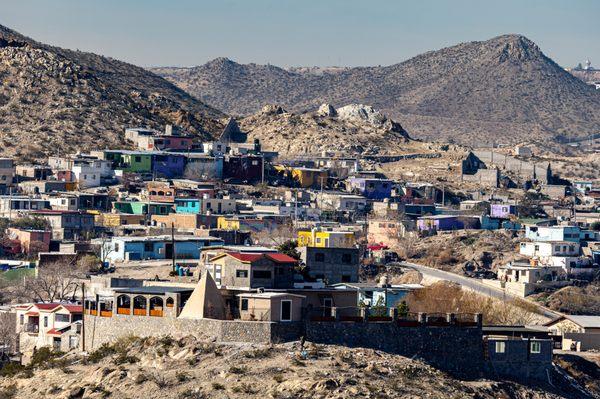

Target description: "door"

left=280, top=300, right=292, bottom=322
left=323, top=298, right=333, bottom=317
left=165, top=243, right=173, bottom=259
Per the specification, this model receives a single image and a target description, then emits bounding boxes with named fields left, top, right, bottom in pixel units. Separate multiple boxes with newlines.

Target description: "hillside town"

left=0, top=119, right=598, bottom=396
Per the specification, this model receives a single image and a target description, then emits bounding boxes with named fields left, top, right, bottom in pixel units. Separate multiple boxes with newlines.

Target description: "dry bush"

left=404, top=281, right=541, bottom=325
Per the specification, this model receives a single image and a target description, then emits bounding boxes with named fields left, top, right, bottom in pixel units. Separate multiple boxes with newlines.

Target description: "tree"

left=20, top=261, right=88, bottom=303
left=277, top=239, right=300, bottom=260
left=591, top=222, right=600, bottom=232
left=0, top=312, right=16, bottom=357
left=10, top=216, right=50, bottom=231
left=396, top=300, right=410, bottom=318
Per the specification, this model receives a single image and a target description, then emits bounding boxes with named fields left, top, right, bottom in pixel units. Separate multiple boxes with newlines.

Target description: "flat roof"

left=113, top=286, right=193, bottom=295
left=114, top=235, right=223, bottom=242
left=238, top=292, right=305, bottom=299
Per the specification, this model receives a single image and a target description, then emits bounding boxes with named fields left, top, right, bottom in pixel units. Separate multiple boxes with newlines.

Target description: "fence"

left=307, top=307, right=481, bottom=327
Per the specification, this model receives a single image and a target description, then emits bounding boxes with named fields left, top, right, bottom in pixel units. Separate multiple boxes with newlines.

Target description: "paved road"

left=397, top=261, right=561, bottom=319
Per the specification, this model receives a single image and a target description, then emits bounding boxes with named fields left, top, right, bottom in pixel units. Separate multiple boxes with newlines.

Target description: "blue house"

left=175, top=198, right=201, bottom=214
left=102, top=235, right=224, bottom=263
left=347, top=178, right=393, bottom=200
left=152, top=153, right=186, bottom=179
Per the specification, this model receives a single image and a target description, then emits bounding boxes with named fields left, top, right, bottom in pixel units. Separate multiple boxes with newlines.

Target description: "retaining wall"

left=306, top=321, right=483, bottom=377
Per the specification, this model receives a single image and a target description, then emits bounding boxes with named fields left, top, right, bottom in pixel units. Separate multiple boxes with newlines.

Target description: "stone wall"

left=305, top=321, right=483, bottom=377
left=83, top=314, right=299, bottom=350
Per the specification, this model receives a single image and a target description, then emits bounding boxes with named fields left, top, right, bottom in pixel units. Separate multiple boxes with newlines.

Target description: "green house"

left=121, top=152, right=152, bottom=173
left=113, top=201, right=173, bottom=215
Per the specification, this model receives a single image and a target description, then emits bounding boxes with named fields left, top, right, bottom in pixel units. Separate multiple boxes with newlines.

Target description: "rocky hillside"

left=0, top=25, right=224, bottom=161
left=153, top=35, right=600, bottom=146
left=1, top=335, right=596, bottom=398
left=239, top=103, right=415, bottom=157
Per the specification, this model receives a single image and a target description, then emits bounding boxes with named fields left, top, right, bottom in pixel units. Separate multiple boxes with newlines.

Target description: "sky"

left=1, top=0, right=599, bottom=68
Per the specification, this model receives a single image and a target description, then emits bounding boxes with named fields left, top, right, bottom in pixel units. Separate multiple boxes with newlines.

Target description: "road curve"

left=398, top=261, right=561, bottom=319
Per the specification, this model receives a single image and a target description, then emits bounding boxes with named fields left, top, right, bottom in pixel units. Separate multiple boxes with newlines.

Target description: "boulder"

left=317, top=103, right=337, bottom=117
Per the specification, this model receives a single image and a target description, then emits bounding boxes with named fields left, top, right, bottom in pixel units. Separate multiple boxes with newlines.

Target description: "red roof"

left=34, top=303, right=82, bottom=313
left=265, top=253, right=298, bottom=263
left=224, top=252, right=297, bottom=264
left=46, top=328, right=63, bottom=336
left=62, top=305, right=83, bottom=313
left=25, top=311, right=39, bottom=316
left=35, top=303, right=62, bottom=311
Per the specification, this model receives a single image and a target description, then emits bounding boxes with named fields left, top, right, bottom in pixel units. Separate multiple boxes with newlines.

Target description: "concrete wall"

left=562, top=332, right=600, bottom=351
left=83, top=314, right=298, bottom=350
left=485, top=338, right=553, bottom=382
left=305, top=321, right=483, bottom=377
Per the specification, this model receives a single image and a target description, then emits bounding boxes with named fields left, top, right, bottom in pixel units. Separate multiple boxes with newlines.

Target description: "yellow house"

left=297, top=228, right=355, bottom=248
left=275, top=165, right=328, bottom=188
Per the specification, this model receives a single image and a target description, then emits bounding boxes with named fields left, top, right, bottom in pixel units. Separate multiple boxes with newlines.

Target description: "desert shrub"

left=273, top=373, right=284, bottom=383
left=211, top=382, right=225, bottom=390
left=243, top=347, right=272, bottom=359
left=228, top=365, right=247, bottom=374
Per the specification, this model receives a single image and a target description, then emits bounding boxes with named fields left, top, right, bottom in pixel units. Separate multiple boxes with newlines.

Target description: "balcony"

left=23, top=324, right=39, bottom=334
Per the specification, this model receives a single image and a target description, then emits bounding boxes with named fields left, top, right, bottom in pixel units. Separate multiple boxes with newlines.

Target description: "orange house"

left=7, top=228, right=51, bottom=254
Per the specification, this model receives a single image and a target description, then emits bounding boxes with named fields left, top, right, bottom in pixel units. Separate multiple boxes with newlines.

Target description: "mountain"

left=153, top=35, right=600, bottom=146
left=0, top=25, right=224, bottom=161
left=238, top=103, right=412, bottom=157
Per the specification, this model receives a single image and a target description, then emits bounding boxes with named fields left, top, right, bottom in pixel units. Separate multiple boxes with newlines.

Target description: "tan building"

left=95, top=212, right=146, bottom=228
left=544, top=315, right=600, bottom=351
left=238, top=292, right=304, bottom=322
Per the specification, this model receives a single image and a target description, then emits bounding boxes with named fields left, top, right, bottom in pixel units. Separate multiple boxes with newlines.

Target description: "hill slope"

left=1, top=335, right=595, bottom=398
left=153, top=35, right=600, bottom=146
left=0, top=25, right=224, bottom=161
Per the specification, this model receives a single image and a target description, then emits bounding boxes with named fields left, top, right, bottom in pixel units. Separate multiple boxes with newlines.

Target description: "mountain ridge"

left=153, top=34, right=600, bottom=146
left=0, top=24, right=224, bottom=161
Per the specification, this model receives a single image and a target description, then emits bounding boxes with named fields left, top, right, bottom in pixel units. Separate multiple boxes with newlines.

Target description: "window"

left=43, top=316, right=48, bottom=328
left=114, top=243, right=120, bottom=252
left=241, top=299, right=249, bottom=311
left=530, top=342, right=541, bottom=354
left=253, top=270, right=272, bottom=279
left=144, top=242, right=153, bottom=252
left=341, top=275, right=351, bottom=283
left=135, top=156, right=142, bottom=163
left=20, top=314, right=24, bottom=325
left=341, top=253, right=352, bottom=264
left=316, top=237, right=322, bottom=244
left=55, top=314, right=70, bottom=323
left=251, top=160, right=259, bottom=166
left=495, top=341, right=506, bottom=353
left=236, top=270, right=248, bottom=278
left=315, top=253, right=325, bottom=262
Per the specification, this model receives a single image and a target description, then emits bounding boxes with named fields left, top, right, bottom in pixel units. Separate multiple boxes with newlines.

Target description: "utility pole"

left=171, top=222, right=176, bottom=274
left=81, top=283, right=86, bottom=352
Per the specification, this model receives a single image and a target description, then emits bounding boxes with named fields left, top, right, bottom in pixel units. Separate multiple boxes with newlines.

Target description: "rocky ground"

left=1, top=335, right=596, bottom=399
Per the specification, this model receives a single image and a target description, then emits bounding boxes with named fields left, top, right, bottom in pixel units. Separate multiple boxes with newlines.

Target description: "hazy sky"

left=1, top=0, right=598, bottom=68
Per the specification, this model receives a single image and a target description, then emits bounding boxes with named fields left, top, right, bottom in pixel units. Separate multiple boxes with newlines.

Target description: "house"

left=7, top=228, right=51, bottom=254
left=525, top=225, right=581, bottom=243
left=113, top=201, right=173, bottom=216
left=175, top=198, right=236, bottom=215
left=152, top=153, right=186, bottom=179
left=316, top=192, right=367, bottom=212
left=514, top=145, right=533, bottom=157
left=0, top=158, right=15, bottom=185
left=19, top=180, right=71, bottom=195
left=332, top=283, right=422, bottom=307
left=92, top=150, right=153, bottom=174
left=484, top=336, right=553, bottom=381
left=278, top=166, right=328, bottom=188
left=206, top=251, right=297, bottom=289
left=130, top=125, right=196, bottom=151
left=217, top=216, right=272, bottom=232
left=459, top=200, right=488, bottom=212
left=0, top=196, right=50, bottom=217
left=15, top=303, right=82, bottom=357
left=30, top=210, right=95, bottom=240
left=222, top=155, right=263, bottom=183
left=15, top=164, right=52, bottom=181
left=195, top=228, right=251, bottom=246
left=573, top=180, right=593, bottom=194
left=417, top=215, right=479, bottom=233
left=45, top=192, right=110, bottom=212
left=367, top=219, right=410, bottom=246
left=519, top=241, right=580, bottom=259
left=238, top=292, right=304, bottom=322
left=496, top=261, right=568, bottom=296
left=297, top=227, right=356, bottom=248
left=94, top=213, right=147, bottom=228
left=298, top=246, right=359, bottom=284
left=544, top=315, right=600, bottom=351
left=490, top=204, right=518, bottom=219
left=151, top=213, right=213, bottom=230
left=101, top=235, right=224, bottom=263
left=346, top=177, right=393, bottom=200
left=146, top=182, right=177, bottom=202
left=184, top=154, right=224, bottom=180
